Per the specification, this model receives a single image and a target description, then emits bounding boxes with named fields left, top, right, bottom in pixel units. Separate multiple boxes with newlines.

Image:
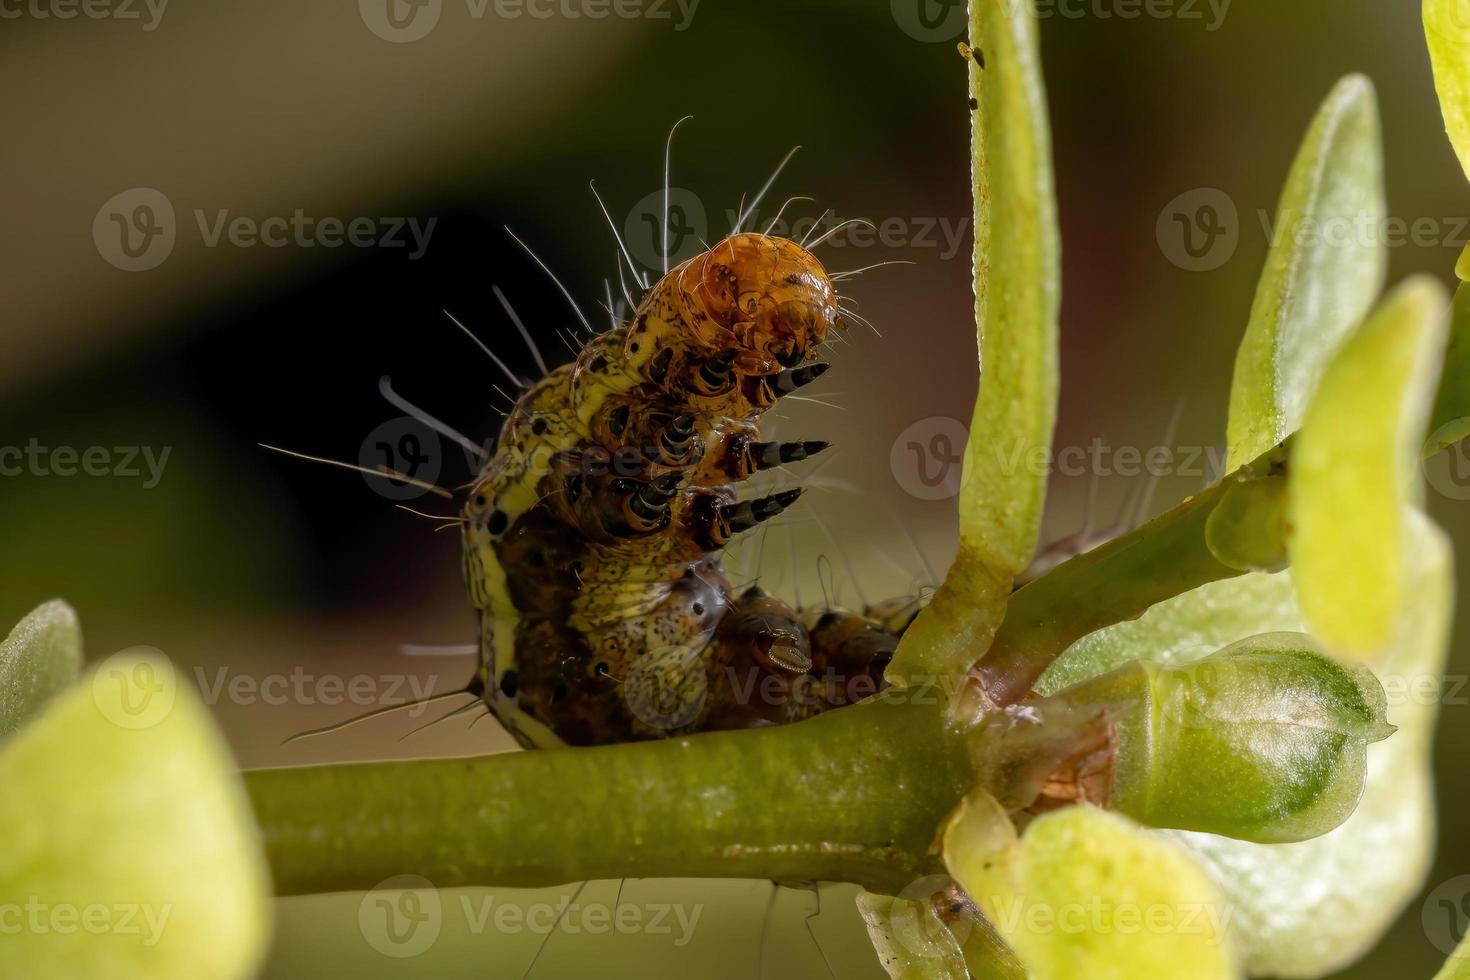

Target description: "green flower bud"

left=1052, top=632, right=1394, bottom=843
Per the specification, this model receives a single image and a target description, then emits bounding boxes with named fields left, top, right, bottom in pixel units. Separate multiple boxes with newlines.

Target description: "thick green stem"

left=974, top=443, right=1290, bottom=705
left=245, top=445, right=1294, bottom=897
left=246, top=690, right=974, bottom=897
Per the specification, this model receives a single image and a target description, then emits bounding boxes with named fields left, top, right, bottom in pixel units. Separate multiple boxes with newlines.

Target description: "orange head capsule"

left=670, top=232, right=838, bottom=374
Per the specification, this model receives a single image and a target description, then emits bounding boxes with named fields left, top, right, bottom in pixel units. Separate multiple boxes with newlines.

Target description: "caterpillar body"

left=463, top=232, right=909, bottom=748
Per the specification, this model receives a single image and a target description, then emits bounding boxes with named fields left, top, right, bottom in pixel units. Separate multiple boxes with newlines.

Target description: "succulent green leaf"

left=1425, top=0, right=1470, bottom=182
left=1226, top=75, right=1387, bottom=469
left=946, top=805, right=1238, bottom=980
left=0, top=599, right=82, bottom=740
left=1427, top=282, right=1470, bottom=454
left=1290, top=276, right=1450, bottom=662
left=0, top=647, right=273, bottom=979
left=1434, top=930, right=1470, bottom=980
left=892, top=0, right=1059, bottom=684
left=1037, top=513, right=1453, bottom=976
left=1050, top=635, right=1393, bottom=844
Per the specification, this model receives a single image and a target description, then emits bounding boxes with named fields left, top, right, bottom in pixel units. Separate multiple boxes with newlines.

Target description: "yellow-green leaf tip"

left=0, top=647, right=272, bottom=979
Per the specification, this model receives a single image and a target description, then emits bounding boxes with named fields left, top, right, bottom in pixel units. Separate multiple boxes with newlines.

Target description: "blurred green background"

left=3, top=0, right=1467, bottom=976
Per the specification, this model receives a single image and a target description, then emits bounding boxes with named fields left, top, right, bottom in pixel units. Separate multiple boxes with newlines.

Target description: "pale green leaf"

left=0, top=647, right=273, bottom=979
left=1037, top=514, right=1453, bottom=976
left=892, top=0, right=1059, bottom=684
left=947, top=805, right=1238, bottom=980
left=1290, top=276, right=1449, bottom=662
left=1425, top=0, right=1470, bottom=182
left=1227, top=75, right=1387, bottom=469
left=0, top=600, right=82, bottom=739
left=857, top=892, right=972, bottom=980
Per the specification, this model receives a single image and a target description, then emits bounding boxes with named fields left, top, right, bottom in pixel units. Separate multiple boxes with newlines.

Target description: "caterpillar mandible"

left=463, top=231, right=909, bottom=748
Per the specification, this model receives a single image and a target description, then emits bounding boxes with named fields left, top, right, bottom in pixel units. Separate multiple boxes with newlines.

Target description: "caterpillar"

left=462, top=231, right=911, bottom=748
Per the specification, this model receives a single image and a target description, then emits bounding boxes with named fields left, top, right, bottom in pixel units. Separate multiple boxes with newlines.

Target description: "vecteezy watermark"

left=358, top=0, right=698, bottom=43
left=1425, top=0, right=1470, bottom=46
left=93, top=188, right=437, bottom=272
left=892, top=0, right=1230, bottom=43
left=622, top=190, right=969, bottom=272
left=357, top=875, right=703, bottom=958
left=1423, top=875, right=1470, bottom=957
left=0, top=899, right=172, bottom=946
left=981, top=894, right=1234, bottom=944
left=625, top=645, right=708, bottom=732
left=192, top=666, right=442, bottom=713
left=1157, top=188, right=1470, bottom=273
left=0, top=440, right=171, bottom=488
left=93, top=188, right=176, bottom=272
left=885, top=876, right=975, bottom=958
left=624, top=187, right=710, bottom=270
left=891, top=416, right=969, bottom=501
left=1156, top=187, right=1240, bottom=272
left=889, top=418, right=1229, bottom=501
left=1377, top=672, right=1470, bottom=708
left=0, top=0, right=167, bottom=30
left=1424, top=428, right=1470, bottom=501
left=359, top=417, right=448, bottom=501
left=91, top=647, right=178, bottom=730
left=359, top=875, right=442, bottom=958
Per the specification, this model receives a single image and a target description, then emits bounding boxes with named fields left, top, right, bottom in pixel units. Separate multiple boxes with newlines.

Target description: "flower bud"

left=1052, top=632, right=1394, bottom=843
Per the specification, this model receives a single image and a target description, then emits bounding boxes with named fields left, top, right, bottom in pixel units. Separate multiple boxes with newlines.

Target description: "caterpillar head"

left=671, top=232, right=838, bottom=375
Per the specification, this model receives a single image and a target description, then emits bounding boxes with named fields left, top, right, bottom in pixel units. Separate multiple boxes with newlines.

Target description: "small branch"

left=974, top=443, right=1290, bottom=705
left=246, top=691, right=974, bottom=896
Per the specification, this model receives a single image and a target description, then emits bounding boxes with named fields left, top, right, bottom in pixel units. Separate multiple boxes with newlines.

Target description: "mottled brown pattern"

left=463, top=234, right=911, bottom=747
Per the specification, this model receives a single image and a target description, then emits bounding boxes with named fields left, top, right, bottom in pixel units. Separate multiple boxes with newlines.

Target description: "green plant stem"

left=974, top=444, right=1290, bottom=706
left=246, top=691, right=973, bottom=897
left=245, top=446, right=1293, bottom=898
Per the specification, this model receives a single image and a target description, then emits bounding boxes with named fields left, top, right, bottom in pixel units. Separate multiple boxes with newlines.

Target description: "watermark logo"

left=624, top=187, right=707, bottom=271
left=624, top=643, right=708, bottom=732
left=620, top=192, right=968, bottom=267
left=0, top=0, right=168, bottom=30
left=887, top=876, right=973, bottom=957
left=359, top=417, right=445, bottom=501
left=1426, top=0, right=1470, bottom=45
left=359, top=0, right=442, bottom=41
left=1424, top=427, right=1470, bottom=501
left=1423, top=875, right=1470, bottom=956
left=0, top=899, right=172, bottom=945
left=357, top=876, right=703, bottom=957
left=360, top=0, right=698, bottom=42
left=981, top=893, right=1233, bottom=944
left=193, top=666, right=442, bottom=711
left=1158, top=190, right=1470, bottom=272
left=91, top=646, right=177, bottom=730
left=891, top=0, right=966, bottom=42
left=94, top=188, right=437, bottom=272
left=891, top=416, right=968, bottom=501
left=1157, top=187, right=1238, bottom=272
left=360, top=874, right=443, bottom=958
left=0, top=441, right=172, bottom=487
left=94, top=188, right=176, bottom=272
left=893, top=0, right=1231, bottom=43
